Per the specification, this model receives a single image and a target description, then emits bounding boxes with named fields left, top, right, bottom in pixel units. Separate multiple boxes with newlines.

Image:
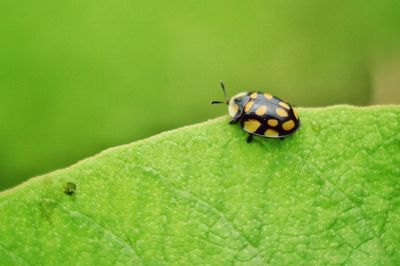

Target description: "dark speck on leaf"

left=64, top=182, right=77, bottom=196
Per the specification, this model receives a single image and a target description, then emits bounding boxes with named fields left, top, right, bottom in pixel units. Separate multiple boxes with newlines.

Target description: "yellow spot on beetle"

left=255, top=105, right=267, bottom=115
left=282, top=120, right=295, bottom=131
left=263, top=93, right=273, bottom=99
left=293, top=109, right=299, bottom=120
left=244, top=119, right=261, bottom=133
left=265, top=129, right=279, bottom=137
left=250, top=92, right=258, bottom=99
left=228, top=103, right=239, bottom=117
left=267, top=119, right=278, bottom=127
left=276, top=108, right=288, bottom=117
left=279, top=101, right=290, bottom=109
left=244, top=101, right=254, bottom=112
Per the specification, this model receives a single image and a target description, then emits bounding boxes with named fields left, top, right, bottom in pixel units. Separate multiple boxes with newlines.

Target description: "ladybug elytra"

left=211, top=82, right=300, bottom=142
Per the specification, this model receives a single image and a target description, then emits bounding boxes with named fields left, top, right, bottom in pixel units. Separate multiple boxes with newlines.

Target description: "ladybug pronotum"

left=211, top=82, right=300, bottom=143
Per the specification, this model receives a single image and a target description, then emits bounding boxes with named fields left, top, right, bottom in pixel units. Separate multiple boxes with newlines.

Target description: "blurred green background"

left=1, top=0, right=400, bottom=191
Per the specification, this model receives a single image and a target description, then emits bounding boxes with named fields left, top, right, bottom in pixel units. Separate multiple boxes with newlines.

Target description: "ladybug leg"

left=279, top=137, right=286, bottom=141
left=246, top=134, right=254, bottom=143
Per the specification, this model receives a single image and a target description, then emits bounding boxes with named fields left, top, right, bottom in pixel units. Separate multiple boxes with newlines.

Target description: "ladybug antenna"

left=220, top=81, right=229, bottom=103
left=210, top=81, right=229, bottom=105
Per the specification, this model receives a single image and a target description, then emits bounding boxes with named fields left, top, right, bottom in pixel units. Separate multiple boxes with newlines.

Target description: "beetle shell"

left=230, top=91, right=300, bottom=138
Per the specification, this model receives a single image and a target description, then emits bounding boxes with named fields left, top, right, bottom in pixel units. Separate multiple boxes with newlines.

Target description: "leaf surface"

left=0, top=106, right=400, bottom=265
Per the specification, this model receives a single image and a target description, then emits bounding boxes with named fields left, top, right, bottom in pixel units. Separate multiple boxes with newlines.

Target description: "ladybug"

left=211, top=81, right=300, bottom=143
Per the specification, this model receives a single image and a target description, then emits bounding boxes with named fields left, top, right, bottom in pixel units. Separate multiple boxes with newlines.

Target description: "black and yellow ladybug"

left=211, top=82, right=300, bottom=142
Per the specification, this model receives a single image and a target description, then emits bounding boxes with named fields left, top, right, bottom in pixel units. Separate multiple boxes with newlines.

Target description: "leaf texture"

left=0, top=106, right=399, bottom=265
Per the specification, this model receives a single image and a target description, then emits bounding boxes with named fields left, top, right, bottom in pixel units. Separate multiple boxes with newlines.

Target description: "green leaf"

left=0, top=106, right=399, bottom=265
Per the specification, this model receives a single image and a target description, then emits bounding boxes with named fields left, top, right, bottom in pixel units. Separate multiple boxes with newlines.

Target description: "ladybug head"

left=211, top=81, right=249, bottom=118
